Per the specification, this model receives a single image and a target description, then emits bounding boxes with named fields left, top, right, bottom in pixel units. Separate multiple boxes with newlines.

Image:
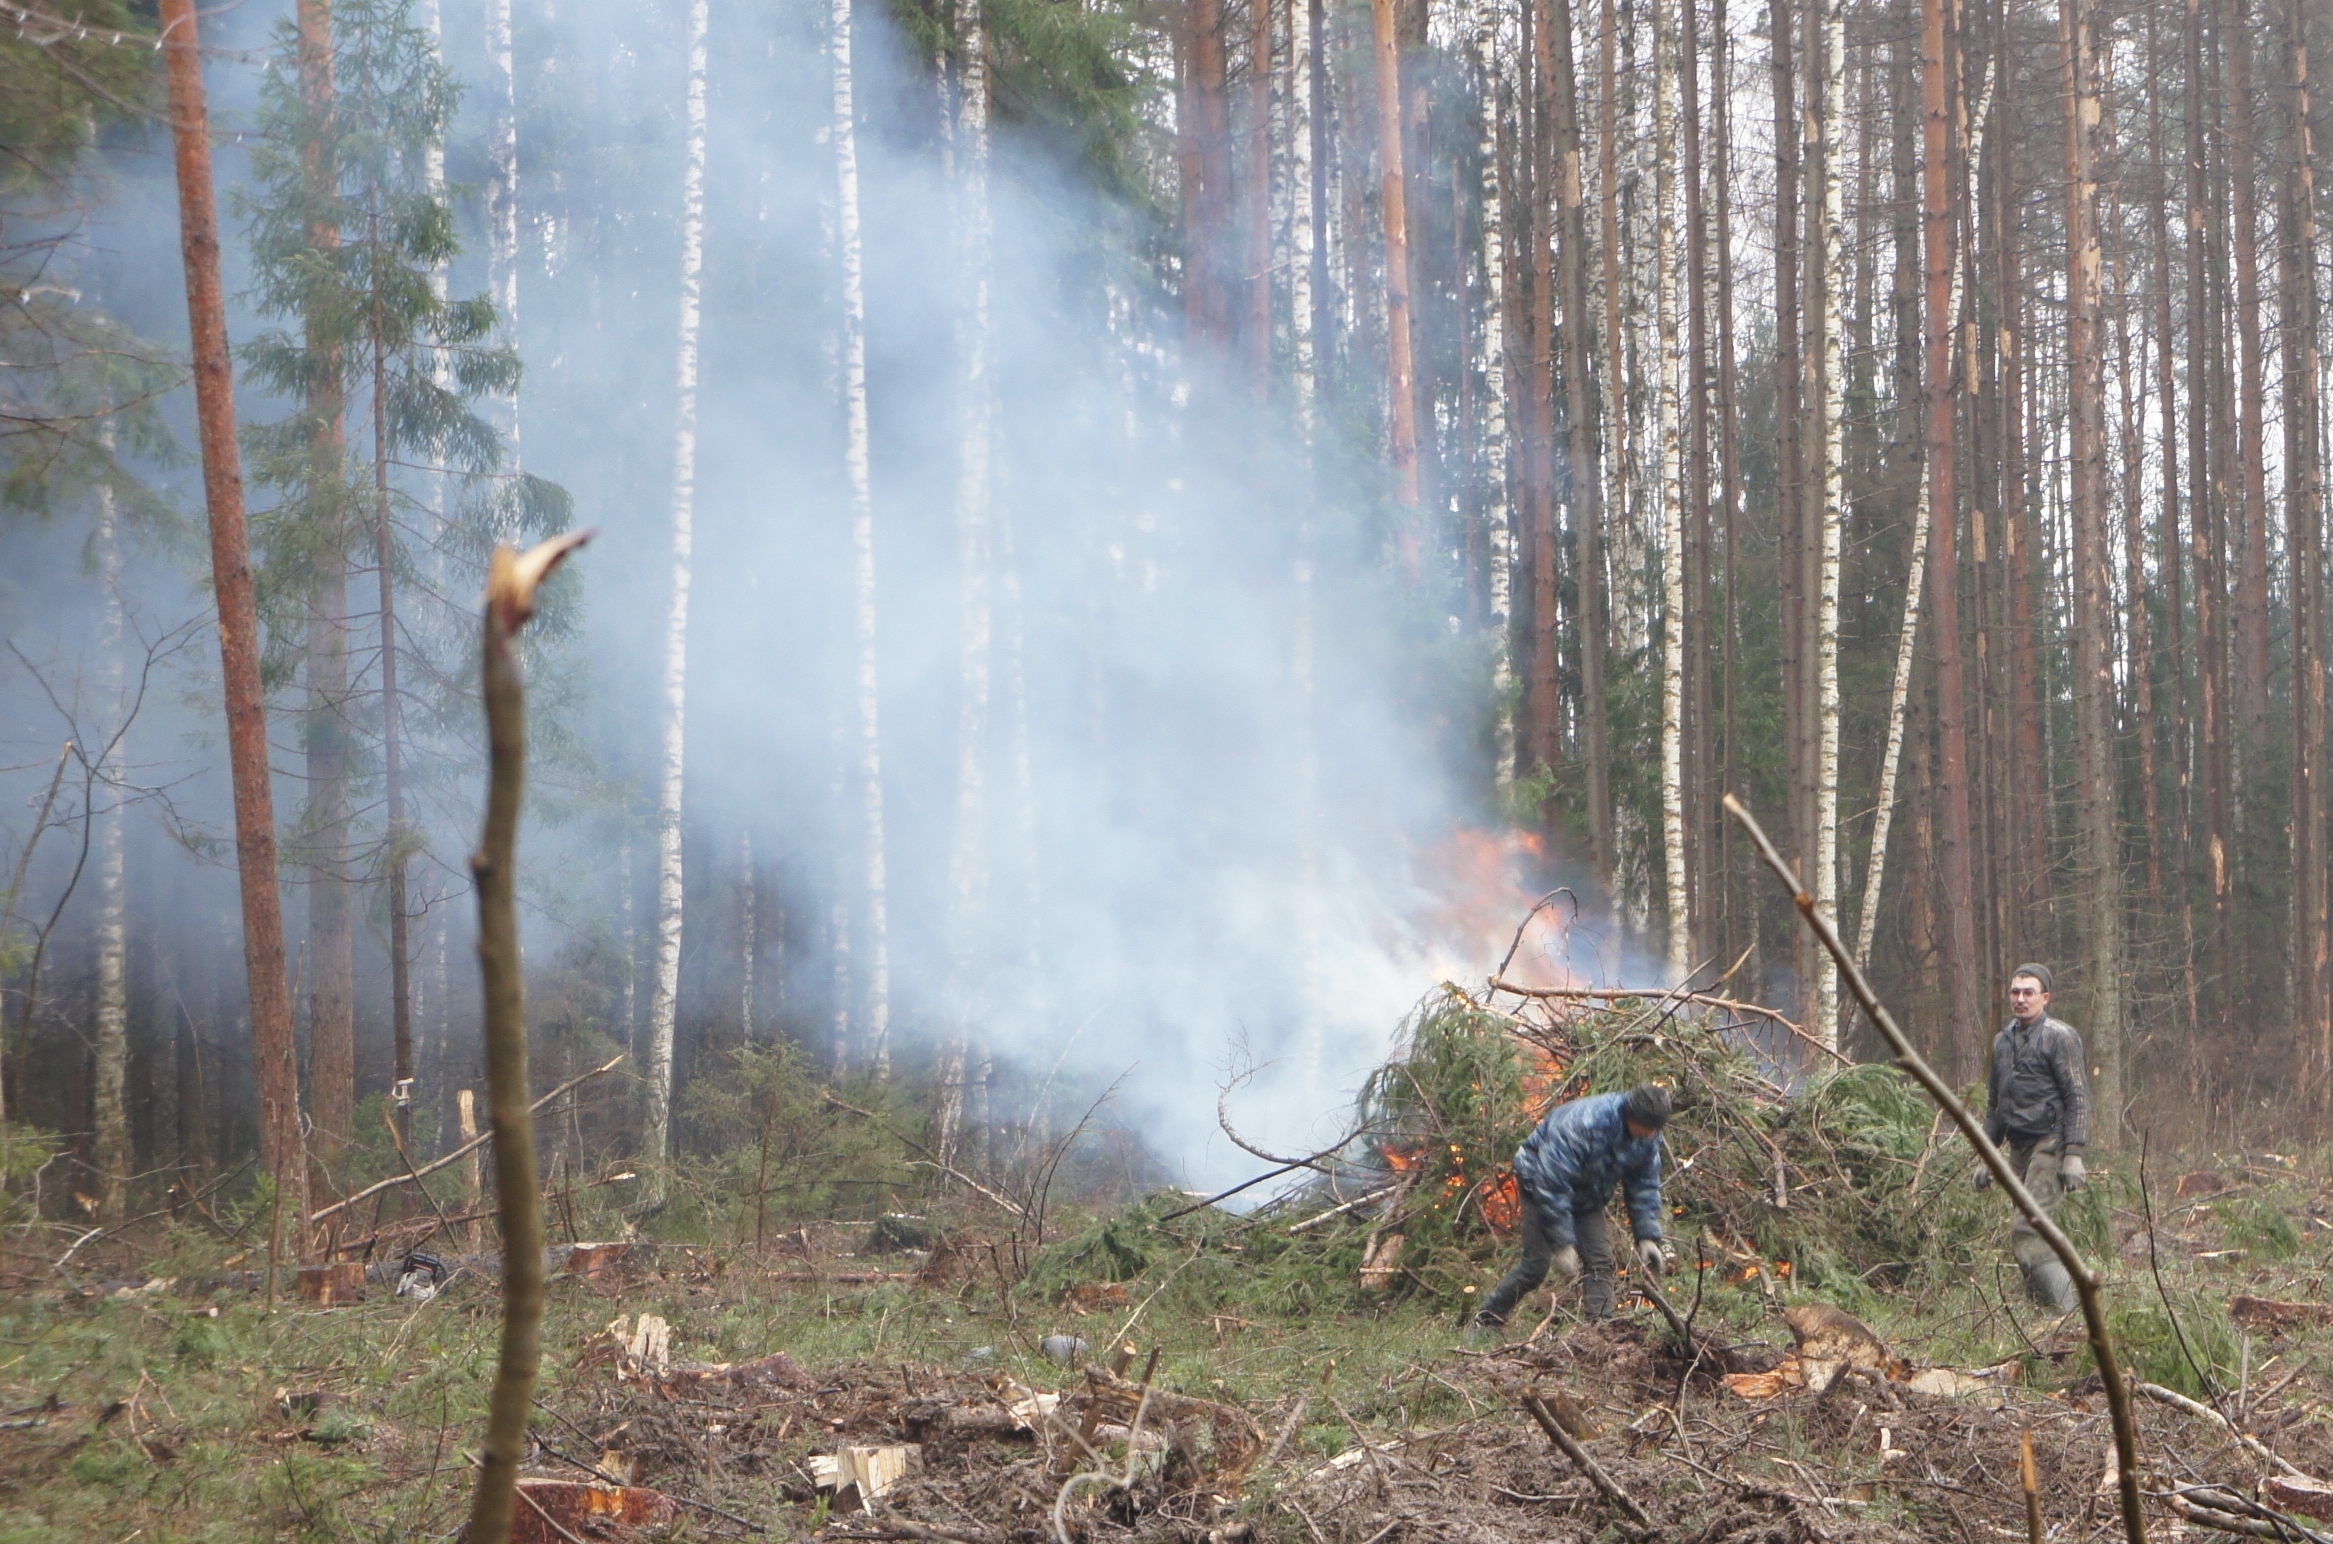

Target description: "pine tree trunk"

left=372, top=237, right=413, bottom=1160
left=1769, top=0, right=1804, bottom=926
left=1192, top=0, right=1231, bottom=342
left=939, top=0, right=995, bottom=1167
left=92, top=461, right=129, bottom=1216
left=644, top=0, right=709, bottom=1184
left=1547, top=0, right=1605, bottom=874
left=2227, top=0, right=2271, bottom=801
left=1712, top=0, right=1742, bottom=960
left=1371, top=0, right=1422, bottom=572
left=1587, top=0, right=1626, bottom=885
left=2284, top=0, right=2329, bottom=1096
left=836, top=0, right=894, bottom=1079
left=295, top=0, right=355, bottom=1207
left=2187, top=0, right=2233, bottom=1030
left=1248, top=0, right=1274, bottom=380
left=2061, top=0, right=2120, bottom=1141
left=1682, top=0, right=1712, bottom=965
left=1913, top=0, right=1982, bottom=1078
left=1525, top=0, right=1560, bottom=782
left=160, top=0, right=305, bottom=1229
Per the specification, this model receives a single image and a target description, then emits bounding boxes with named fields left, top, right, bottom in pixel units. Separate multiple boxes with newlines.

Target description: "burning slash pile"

left=1153, top=982, right=2005, bottom=1318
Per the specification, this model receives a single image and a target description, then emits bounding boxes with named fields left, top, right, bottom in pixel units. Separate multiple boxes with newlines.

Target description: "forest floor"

left=0, top=1145, right=2328, bottom=1544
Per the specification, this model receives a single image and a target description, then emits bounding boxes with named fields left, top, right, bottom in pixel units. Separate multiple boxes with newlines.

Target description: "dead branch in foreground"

left=1724, top=792, right=2149, bottom=1544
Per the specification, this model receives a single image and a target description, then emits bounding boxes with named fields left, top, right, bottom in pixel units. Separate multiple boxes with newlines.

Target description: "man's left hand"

left=2060, top=1153, right=2087, bottom=1190
left=1635, top=1239, right=1668, bottom=1279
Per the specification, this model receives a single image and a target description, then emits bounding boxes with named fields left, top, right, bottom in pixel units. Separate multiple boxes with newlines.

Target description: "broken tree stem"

left=1723, top=793, right=2147, bottom=1544
left=464, top=533, right=591, bottom=1544
left=1523, top=1394, right=1652, bottom=1529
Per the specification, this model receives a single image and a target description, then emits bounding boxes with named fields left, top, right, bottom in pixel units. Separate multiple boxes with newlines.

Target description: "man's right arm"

left=1981, top=1031, right=2007, bottom=1146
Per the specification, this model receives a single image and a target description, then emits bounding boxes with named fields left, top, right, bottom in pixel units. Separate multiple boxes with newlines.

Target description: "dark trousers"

left=1477, top=1199, right=1616, bottom=1324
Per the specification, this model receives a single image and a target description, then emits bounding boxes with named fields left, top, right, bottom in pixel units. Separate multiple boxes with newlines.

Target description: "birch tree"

left=836, top=0, right=894, bottom=1078
left=90, top=456, right=128, bottom=1216
left=486, top=0, right=520, bottom=466
left=938, top=0, right=995, bottom=1166
left=1655, top=0, right=1689, bottom=981
left=1474, top=0, right=1514, bottom=796
left=644, top=0, right=709, bottom=1182
left=1806, top=0, right=1845, bottom=1046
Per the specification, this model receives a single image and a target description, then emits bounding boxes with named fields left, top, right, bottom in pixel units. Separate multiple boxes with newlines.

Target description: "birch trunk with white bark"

left=1655, top=0, right=1689, bottom=981
left=835, top=0, right=893, bottom=1079
left=938, top=0, right=995, bottom=1167
left=1809, top=0, right=1846, bottom=1046
left=486, top=0, right=520, bottom=469
left=92, top=466, right=129, bottom=1216
left=643, top=0, right=709, bottom=1187
left=1475, top=0, right=1515, bottom=797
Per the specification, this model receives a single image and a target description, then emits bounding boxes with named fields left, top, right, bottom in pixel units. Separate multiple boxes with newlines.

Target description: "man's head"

left=1623, top=1083, right=1673, bottom=1141
left=2009, top=963, right=2053, bottom=1025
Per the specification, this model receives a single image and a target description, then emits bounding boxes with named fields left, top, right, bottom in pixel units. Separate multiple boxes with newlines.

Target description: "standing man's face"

left=2009, top=974, right=2050, bottom=1025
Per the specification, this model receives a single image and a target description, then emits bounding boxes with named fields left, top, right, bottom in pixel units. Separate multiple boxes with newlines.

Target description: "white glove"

left=1635, top=1239, right=1668, bottom=1279
left=2059, top=1153, right=2087, bottom=1190
left=1548, top=1245, right=1582, bottom=1285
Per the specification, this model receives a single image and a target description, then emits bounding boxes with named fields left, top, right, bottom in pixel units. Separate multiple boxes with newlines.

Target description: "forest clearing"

left=4, top=982, right=2332, bottom=1542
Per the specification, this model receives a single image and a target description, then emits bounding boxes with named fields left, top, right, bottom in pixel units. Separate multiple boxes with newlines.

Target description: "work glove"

left=1635, top=1239, right=1668, bottom=1279
left=1548, top=1245, right=1582, bottom=1286
left=1972, top=1165, right=1994, bottom=1192
left=2060, top=1153, right=2088, bottom=1190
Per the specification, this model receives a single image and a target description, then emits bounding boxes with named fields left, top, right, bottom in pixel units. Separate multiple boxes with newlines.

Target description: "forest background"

left=1, top=0, right=2323, bottom=1234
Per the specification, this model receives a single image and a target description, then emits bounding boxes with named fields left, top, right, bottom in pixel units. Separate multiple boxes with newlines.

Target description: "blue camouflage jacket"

left=1511, top=1092, right=1666, bottom=1251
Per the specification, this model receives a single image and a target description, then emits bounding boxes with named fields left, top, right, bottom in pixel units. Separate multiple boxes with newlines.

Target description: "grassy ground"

left=0, top=1140, right=2327, bottom=1543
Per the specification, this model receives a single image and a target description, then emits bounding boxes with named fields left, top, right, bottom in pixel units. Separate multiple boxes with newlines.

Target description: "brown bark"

left=1528, top=0, right=1562, bottom=778
left=1247, top=0, right=1273, bottom=382
left=297, top=0, right=355, bottom=1200
left=2186, top=0, right=2233, bottom=1023
left=1923, top=0, right=1983, bottom=1083
left=1999, top=60, right=2047, bottom=963
left=160, top=0, right=303, bottom=1223
left=372, top=225, right=412, bottom=1161
left=2115, top=251, right=2160, bottom=902
left=2226, top=0, right=2271, bottom=788
left=2285, top=0, right=2329, bottom=1095
left=1770, top=0, right=1804, bottom=884
left=1713, top=0, right=1742, bottom=958
left=1540, top=0, right=1605, bottom=864
left=1371, top=0, right=1422, bottom=573
left=2061, top=0, right=2121, bottom=1138
left=1682, top=0, right=1712, bottom=956
left=1188, top=0, right=1232, bottom=342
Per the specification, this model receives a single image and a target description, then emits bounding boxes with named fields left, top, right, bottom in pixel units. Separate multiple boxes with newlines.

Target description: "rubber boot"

left=2024, top=1257, right=2076, bottom=1313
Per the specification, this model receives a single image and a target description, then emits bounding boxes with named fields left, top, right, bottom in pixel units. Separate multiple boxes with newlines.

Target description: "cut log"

left=1357, top=1233, right=1405, bottom=1293
left=509, top=1478, right=677, bottom=1542
left=1065, top=1282, right=1130, bottom=1314
left=2266, top=1475, right=2333, bottom=1522
left=810, top=1444, right=922, bottom=1511
left=296, top=1262, right=365, bottom=1305
left=565, top=1243, right=633, bottom=1280
left=2230, top=1296, right=2333, bottom=1332
left=657, top=1349, right=818, bottom=1396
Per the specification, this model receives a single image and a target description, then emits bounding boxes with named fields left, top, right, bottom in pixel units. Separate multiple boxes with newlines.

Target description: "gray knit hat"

left=1623, top=1083, right=1674, bottom=1131
left=2011, top=963, right=2053, bottom=993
